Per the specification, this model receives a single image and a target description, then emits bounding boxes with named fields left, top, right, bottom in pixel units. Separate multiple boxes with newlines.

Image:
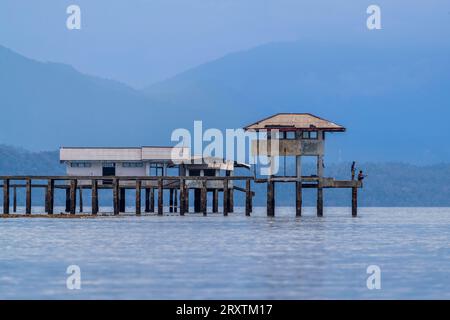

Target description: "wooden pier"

left=0, top=175, right=361, bottom=218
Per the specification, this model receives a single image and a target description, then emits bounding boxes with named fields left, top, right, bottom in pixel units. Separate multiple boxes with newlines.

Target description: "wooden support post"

left=201, top=181, right=207, bottom=216
left=47, top=179, right=54, bottom=215
left=79, top=186, right=83, bottom=213
left=317, top=185, right=323, bottom=217
left=26, top=178, right=32, bottom=214
left=229, top=188, right=234, bottom=213
left=245, top=179, right=251, bottom=216
left=13, top=186, right=17, bottom=213
left=119, top=188, right=126, bottom=212
left=267, top=180, right=275, bottom=217
left=179, top=178, right=185, bottom=215
left=352, top=187, right=358, bottom=217
left=65, top=188, right=70, bottom=212
left=157, top=178, right=163, bottom=215
left=185, top=188, right=189, bottom=213
left=212, top=189, right=218, bottom=213
left=113, top=178, right=119, bottom=215
left=145, top=188, right=150, bottom=212
left=223, top=179, right=229, bottom=216
left=91, top=179, right=98, bottom=215
left=174, top=189, right=178, bottom=213
left=70, top=179, right=77, bottom=214
left=194, top=189, right=201, bottom=213
left=149, top=188, right=155, bottom=212
left=296, top=180, right=302, bottom=217
left=169, top=189, right=174, bottom=213
left=44, top=186, right=49, bottom=213
left=3, top=179, right=10, bottom=214
left=136, top=180, right=141, bottom=215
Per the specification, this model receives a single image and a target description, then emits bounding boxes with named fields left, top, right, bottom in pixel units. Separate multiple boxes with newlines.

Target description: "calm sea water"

left=0, top=207, right=449, bottom=299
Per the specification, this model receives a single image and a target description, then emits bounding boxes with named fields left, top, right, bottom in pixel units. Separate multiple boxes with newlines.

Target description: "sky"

left=0, top=0, right=449, bottom=88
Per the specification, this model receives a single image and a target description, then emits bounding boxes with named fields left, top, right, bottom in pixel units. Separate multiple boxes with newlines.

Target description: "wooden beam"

left=13, top=186, right=17, bottom=213
left=3, top=179, right=10, bottom=214
left=212, top=189, right=218, bottom=213
left=149, top=188, right=155, bottom=213
left=70, top=179, right=77, bottom=214
left=173, top=189, right=178, bottom=213
left=157, top=178, right=163, bottom=215
left=113, top=178, right=119, bottom=215
left=136, top=180, right=141, bottom=215
left=296, top=180, right=302, bottom=217
left=245, top=179, right=251, bottom=216
left=223, top=179, right=229, bottom=216
left=26, top=178, right=32, bottom=214
left=79, top=186, right=83, bottom=213
left=352, top=187, right=358, bottom=217
left=47, top=179, right=54, bottom=215
left=65, top=188, right=70, bottom=212
left=201, top=181, right=207, bottom=216
left=169, top=188, right=174, bottom=213
left=317, top=186, right=323, bottom=217
left=179, top=178, right=185, bottom=215
left=145, top=188, right=150, bottom=212
left=267, top=180, right=275, bottom=217
left=91, top=179, right=98, bottom=215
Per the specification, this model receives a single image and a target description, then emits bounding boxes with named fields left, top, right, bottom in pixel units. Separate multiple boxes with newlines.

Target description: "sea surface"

left=0, top=207, right=449, bottom=299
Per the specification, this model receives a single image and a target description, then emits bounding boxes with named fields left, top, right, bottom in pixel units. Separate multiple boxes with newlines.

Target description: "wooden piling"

left=352, top=187, right=358, bottom=217
left=65, top=188, right=70, bottom=212
left=145, top=188, right=150, bottom=213
left=169, top=189, right=174, bottom=213
left=79, top=186, right=83, bottom=213
left=201, top=181, right=207, bottom=216
left=136, top=180, right=141, bottom=215
left=317, top=185, right=323, bottom=217
left=179, top=178, right=185, bottom=215
left=91, top=179, right=98, bottom=215
left=70, top=179, right=77, bottom=214
left=47, top=179, right=54, bottom=215
left=113, top=178, right=119, bottom=215
left=157, top=178, right=163, bottom=215
left=13, top=186, right=17, bottom=213
left=149, top=188, right=155, bottom=212
left=3, top=179, right=10, bottom=214
left=212, top=189, right=218, bottom=213
left=26, top=178, right=32, bottom=215
left=223, top=179, right=229, bottom=216
left=267, top=180, right=275, bottom=217
left=296, top=180, right=302, bottom=217
left=119, top=188, right=126, bottom=212
left=185, top=188, right=189, bottom=213
left=173, top=189, right=178, bottom=213
left=245, top=179, right=251, bottom=216
left=44, top=186, right=49, bottom=213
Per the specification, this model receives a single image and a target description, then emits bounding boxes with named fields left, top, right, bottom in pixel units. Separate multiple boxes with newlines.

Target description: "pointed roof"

left=243, top=113, right=345, bottom=132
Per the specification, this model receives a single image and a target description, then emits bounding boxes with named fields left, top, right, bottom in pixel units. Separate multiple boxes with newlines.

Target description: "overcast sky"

left=1, top=0, right=448, bottom=88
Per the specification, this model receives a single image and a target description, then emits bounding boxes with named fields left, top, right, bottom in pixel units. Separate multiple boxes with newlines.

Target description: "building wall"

left=66, top=162, right=103, bottom=176
left=115, top=163, right=146, bottom=176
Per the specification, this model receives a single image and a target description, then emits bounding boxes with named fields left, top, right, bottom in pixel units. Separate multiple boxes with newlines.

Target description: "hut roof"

left=243, top=113, right=345, bottom=132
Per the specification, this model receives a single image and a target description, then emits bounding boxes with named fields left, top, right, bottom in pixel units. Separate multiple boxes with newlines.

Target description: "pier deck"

left=0, top=175, right=361, bottom=218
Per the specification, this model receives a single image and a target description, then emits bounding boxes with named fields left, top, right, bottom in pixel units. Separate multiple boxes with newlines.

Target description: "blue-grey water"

left=0, top=207, right=449, bottom=299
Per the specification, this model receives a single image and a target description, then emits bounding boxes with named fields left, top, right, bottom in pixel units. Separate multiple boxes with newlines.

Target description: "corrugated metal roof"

left=244, top=113, right=345, bottom=131
left=60, top=148, right=142, bottom=161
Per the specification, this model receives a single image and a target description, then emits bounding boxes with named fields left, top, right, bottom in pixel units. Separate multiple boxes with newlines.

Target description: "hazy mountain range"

left=1, top=39, right=449, bottom=164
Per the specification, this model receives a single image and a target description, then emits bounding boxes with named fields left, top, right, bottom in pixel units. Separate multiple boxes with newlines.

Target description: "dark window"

left=70, top=162, right=92, bottom=168
left=122, top=162, right=143, bottom=168
left=285, top=132, right=295, bottom=139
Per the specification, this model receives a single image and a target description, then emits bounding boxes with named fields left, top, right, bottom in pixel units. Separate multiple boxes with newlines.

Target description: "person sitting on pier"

left=358, top=170, right=367, bottom=186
